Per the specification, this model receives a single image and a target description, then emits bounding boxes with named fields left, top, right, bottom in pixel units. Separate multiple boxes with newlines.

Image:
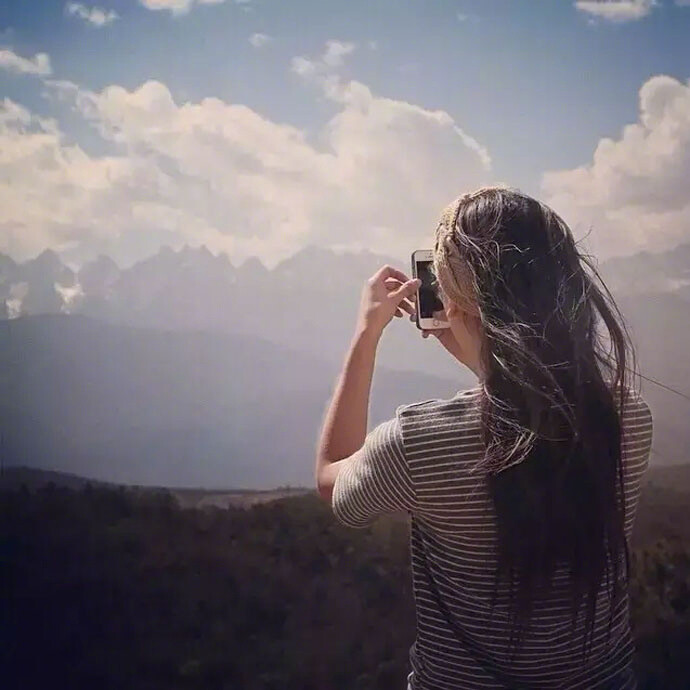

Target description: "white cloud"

left=249, top=32, right=271, bottom=48
left=322, top=40, right=355, bottom=67
left=0, top=49, right=52, bottom=76
left=66, top=3, right=119, bottom=26
left=3, top=43, right=491, bottom=266
left=291, top=40, right=356, bottom=81
left=0, top=97, right=130, bottom=258
left=290, top=56, right=317, bottom=79
left=541, top=75, right=690, bottom=259
left=575, top=0, right=657, bottom=22
left=139, top=0, right=227, bottom=15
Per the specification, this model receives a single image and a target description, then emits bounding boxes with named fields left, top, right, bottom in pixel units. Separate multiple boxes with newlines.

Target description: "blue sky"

left=1, top=0, right=689, bottom=268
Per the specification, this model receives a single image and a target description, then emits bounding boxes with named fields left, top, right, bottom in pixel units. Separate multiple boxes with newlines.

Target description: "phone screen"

left=416, top=260, right=445, bottom=319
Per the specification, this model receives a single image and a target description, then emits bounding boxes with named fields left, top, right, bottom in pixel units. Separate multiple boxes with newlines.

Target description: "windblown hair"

left=431, top=185, right=640, bottom=656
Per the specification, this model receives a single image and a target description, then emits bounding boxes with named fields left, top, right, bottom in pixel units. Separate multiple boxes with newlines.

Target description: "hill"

left=3, top=463, right=690, bottom=546
left=1, top=476, right=688, bottom=689
left=0, top=467, right=313, bottom=509
left=0, top=315, right=465, bottom=488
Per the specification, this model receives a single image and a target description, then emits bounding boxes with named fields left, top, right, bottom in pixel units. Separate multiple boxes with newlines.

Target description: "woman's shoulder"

left=395, top=386, right=483, bottom=426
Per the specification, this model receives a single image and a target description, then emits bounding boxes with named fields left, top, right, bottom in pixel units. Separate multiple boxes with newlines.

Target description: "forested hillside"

left=2, top=469, right=689, bottom=690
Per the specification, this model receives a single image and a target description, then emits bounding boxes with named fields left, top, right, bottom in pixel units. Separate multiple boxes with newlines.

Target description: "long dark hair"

left=432, top=186, right=639, bottom=656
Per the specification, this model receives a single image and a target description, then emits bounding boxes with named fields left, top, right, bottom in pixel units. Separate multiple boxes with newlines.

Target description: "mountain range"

left=0, top=242, right=688, bottom=487
left=2, top=242, right=690, bottom=378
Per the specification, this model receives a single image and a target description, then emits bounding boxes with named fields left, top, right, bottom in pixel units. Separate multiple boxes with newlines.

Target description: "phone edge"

left=410, top=250, right=422, bottom=330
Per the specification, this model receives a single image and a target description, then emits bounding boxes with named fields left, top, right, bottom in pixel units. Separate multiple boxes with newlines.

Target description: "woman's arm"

left=314, top=327, right=380, bottom=502
left=314, top=265, right=420, bottom=502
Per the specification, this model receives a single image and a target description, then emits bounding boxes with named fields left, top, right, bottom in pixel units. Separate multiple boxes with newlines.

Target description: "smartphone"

left=411, top=250, right=450, bottom=330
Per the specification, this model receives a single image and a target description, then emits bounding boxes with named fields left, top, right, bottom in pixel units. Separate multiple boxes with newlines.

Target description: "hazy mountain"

left=0, top=244, right=452, bottom=379
left=0, top=249, right=77, bottom=318
left=617, top=292, right=690, bottom=466
left=77, top=254, right=120, bottom=316
left=4, top=241, right=689, bottom=383
left=0, top=242, right=688, bottom=479
left=0, top=253, right=16, bottom=319
left=0, top=315, right=465, bottom=489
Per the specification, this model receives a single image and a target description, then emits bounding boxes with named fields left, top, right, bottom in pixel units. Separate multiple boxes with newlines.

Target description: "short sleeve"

left=331, top=412, right=417, bottom=528
left=621, top=390, right=654, bottom=537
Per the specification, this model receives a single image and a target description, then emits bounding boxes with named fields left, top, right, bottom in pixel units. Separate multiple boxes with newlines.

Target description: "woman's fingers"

left=391, top=278, right=422, bottom=303
left=385, top=277, right=416, bottom=301
left=383, top=273, right=421, bottom=300
left=376, top=264, right=413, bottom=286
left=361, top=271, right=416, bottom=324
left=398, top=299, right=415, bottom=316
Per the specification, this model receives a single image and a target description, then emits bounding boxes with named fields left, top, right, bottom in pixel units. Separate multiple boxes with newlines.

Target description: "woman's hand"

left=355, top=265, right=421, bottom=339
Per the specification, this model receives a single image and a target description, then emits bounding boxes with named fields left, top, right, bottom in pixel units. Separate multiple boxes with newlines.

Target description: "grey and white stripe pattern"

left=332, top=385, right=653, bottom=689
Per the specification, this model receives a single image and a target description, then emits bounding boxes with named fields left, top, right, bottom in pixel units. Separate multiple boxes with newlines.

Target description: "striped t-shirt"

left=331, top=384, right=653, bottom=689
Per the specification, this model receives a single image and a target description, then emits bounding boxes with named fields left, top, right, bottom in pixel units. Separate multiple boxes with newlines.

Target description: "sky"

left=0, top=0, right=688, bottom=269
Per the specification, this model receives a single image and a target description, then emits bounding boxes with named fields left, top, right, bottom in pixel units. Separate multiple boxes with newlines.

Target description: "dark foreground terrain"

left=1, top=467, right=689, bottom=690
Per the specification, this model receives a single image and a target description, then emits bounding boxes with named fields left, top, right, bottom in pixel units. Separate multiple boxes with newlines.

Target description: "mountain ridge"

left=3, top=239, right=689, bottom=320
left=2, top=240, right=689, bottom=380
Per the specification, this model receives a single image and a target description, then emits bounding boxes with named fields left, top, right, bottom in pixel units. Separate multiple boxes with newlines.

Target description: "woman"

left=314, top=185, right=653, bottom=689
